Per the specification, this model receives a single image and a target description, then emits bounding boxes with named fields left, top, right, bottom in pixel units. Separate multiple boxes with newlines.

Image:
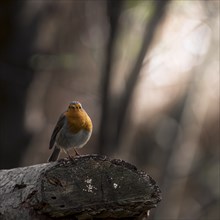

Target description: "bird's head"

left=67, top=101, right=83, bottom=112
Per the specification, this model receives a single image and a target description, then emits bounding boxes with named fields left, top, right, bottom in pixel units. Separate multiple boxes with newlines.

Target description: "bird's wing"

left=49, top=112, right=66, bottom=149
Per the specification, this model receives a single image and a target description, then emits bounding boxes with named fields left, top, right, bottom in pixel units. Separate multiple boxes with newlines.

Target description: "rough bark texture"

left=0, top=155, right=161, bottom=219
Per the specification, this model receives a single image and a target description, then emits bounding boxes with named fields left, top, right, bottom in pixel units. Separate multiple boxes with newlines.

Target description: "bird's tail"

left=48, top=147, right=60, bottom=162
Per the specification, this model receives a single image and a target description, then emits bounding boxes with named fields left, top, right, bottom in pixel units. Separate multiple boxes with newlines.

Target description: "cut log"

left=0, top=155, right=161, bottom=219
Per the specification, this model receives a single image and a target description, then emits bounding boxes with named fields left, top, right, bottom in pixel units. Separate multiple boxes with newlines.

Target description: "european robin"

left=48, top=101, right=92, bottom=162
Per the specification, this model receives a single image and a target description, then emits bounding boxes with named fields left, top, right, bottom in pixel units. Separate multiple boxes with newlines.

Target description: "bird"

left=48, top=101, right=92, bottom=162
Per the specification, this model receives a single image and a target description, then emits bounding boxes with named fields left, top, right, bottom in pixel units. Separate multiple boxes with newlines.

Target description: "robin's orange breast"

left=65, top=110, right=92, bottom=134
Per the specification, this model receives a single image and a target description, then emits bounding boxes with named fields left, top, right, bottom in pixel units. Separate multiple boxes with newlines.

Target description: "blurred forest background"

left=0, top=0, right=219, bottom=219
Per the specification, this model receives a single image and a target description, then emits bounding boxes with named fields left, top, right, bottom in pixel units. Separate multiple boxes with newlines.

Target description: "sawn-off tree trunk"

left=0, top=155, right=161, bottom=219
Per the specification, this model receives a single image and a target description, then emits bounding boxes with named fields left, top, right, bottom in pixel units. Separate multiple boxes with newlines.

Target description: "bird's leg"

left=63, top=149, right=73, bottom=161
left=74, top=148, right=80, bottom=156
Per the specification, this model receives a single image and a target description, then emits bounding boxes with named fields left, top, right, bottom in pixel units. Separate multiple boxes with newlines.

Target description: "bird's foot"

left=74, top=149, right=80, bottom=156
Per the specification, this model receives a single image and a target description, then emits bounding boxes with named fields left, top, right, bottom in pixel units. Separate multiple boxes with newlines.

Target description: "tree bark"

left=0, top=155, right=161, bottom=219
